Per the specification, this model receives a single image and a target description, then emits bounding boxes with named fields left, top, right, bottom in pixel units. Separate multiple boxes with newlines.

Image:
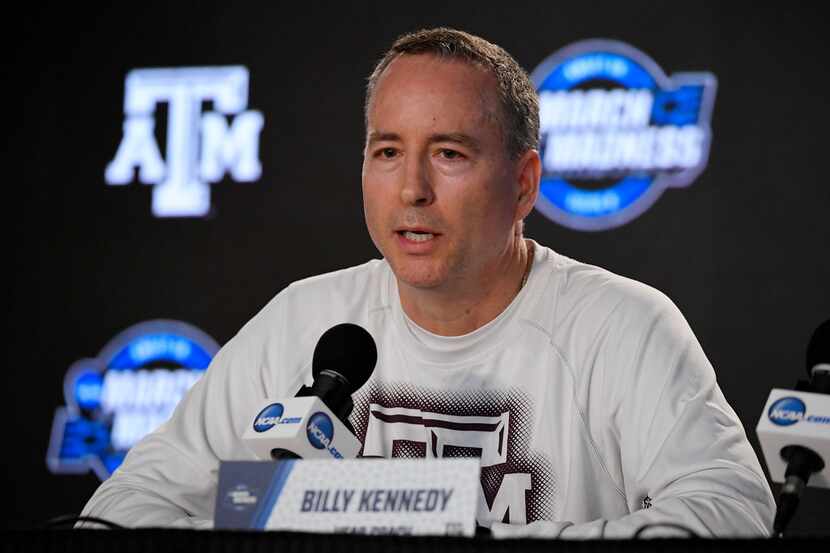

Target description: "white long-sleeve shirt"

left=80, top=242, right=774, bottom=537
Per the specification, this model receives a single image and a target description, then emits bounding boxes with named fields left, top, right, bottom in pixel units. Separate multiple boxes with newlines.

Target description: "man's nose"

left=400, top=156, right=435, bottom=206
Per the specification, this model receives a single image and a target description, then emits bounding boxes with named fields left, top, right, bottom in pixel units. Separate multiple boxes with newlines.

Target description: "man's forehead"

left=367, top=53, right=502, bottom=134
left=375, top=53, right=495, bottom=97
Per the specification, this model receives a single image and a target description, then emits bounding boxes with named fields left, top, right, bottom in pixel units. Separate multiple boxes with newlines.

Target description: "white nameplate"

left=215, top=458, right=480, bottom=536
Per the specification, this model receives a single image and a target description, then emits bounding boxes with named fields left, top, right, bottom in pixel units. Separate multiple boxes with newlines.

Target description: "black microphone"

left=806, top=319, right=830, bottom=393
left=772, top=319, right=830, bottom=536
left=270, top=323, right=377, bottom=460
left=297, top=323, right=377, bottom=425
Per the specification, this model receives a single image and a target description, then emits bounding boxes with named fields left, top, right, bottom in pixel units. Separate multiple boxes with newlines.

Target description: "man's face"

left=362, top=54, right=523, bottom=292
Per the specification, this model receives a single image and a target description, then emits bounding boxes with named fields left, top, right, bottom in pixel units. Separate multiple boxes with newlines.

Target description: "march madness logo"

left=530, top=40, right=717, bottom=231
left=105, top=66, right=264, bottom=217
left=47, top=320, right=219, bottom=480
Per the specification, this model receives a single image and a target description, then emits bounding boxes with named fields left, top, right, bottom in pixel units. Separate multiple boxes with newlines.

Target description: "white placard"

left=216, top=458, right=480, bottom=536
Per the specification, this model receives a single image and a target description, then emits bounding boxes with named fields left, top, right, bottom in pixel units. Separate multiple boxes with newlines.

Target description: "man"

left=80, top=28, right=774, bottom=537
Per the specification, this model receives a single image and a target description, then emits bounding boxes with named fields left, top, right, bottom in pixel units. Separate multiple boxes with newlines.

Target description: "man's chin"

left=389, top=264, right=448, bottom=291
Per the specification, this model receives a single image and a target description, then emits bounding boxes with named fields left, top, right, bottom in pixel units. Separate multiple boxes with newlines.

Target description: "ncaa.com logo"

left=768, top=397, right=806, bottom=426
left=253, top=403, right=285, bottom=432
left=252, top=403, right=302, bottom=432
left=306, top=412, right=343, bottom=459
left=768, top=396, right=830, bottom=426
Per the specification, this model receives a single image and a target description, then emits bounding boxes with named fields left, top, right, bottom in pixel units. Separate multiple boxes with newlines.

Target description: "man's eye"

left=439, top=149, right=463, bottom=160
left=377, top=148, right=398, bottom=159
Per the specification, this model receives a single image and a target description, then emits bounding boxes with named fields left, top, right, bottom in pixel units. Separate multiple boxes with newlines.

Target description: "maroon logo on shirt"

left=350, top=382, right=556, bottom=525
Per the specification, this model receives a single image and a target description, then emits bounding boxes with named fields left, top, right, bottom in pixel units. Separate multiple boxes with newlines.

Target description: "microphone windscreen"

left=806, top=319, right=830, bottom=375
left=312, top=323, right=377, bottom=392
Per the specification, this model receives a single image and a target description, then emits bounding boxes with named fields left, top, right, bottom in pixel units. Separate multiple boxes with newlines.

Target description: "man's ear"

left=515, top=149, right=541, bottom=221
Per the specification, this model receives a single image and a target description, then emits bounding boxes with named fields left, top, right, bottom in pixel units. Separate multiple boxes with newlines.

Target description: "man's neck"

left=397, top=238, right=532, bottom=337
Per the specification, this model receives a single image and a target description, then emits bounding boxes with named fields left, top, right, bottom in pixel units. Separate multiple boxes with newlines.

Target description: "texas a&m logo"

left=105, top=66, right=264, bottom=217
left=351, top=385, right=555, bottom=527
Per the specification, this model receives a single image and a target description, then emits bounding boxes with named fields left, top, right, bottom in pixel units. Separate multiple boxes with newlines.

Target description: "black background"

left=7, top=1, right=829, bottom=535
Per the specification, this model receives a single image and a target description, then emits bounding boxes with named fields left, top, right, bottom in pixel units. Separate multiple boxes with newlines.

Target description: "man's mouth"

left=399, top=230, right=435, bottom=242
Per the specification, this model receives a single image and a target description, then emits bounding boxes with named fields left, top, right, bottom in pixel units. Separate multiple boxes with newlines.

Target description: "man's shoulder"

left=237, top=258, right=389, bottom=337
left=538, top=246, right=675, bottom=321
left=529, top=245, right=683, bottom=351
left=286, top=258, right=387, bottom=295
left=532, top=243, right=696, bottom=384
left=197, top=259, right=384, bottom=384
left=289, top=259, right=388, bottom=290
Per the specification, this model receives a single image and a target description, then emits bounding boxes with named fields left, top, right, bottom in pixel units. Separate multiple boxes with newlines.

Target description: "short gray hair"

left=365, top=27, right=539, bottom=159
